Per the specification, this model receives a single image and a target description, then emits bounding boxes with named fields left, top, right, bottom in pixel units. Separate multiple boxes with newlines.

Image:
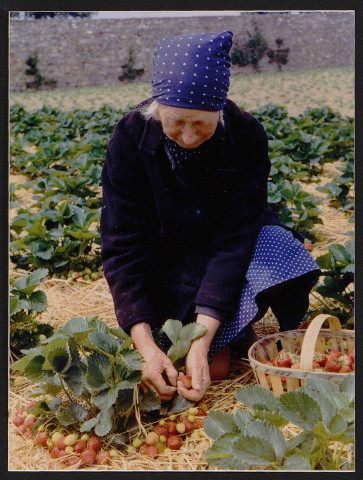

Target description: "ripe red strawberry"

left=50, top=447, right=60, bottom=459
left=328, top=350, right=342, bottom=361
left=291, top=362, right=300, bottom=369
left=337, top=354, right=352, bottom=368
left=193, top=417, right=204, bottom=429
left=12, top=415, right=24, bottom=427
left=340, top=365, right=352, bottom=373
left=197, top=408, right=207, bottom=417
left=349, top=351, right=355, bottom=363
left=276, top=356, right=292, bottom=368
left=166, top=434, right=182, bottom=450
left=96, top=451, right=111, bottom=465
left=144, top=445, right=159, bottom=459
left=34, top=432, right=49, bottom=446
left=325, top=360, right=341, bottom=372
left=180, top=374, right=192, bottom=389
left=304, top=241, right=313, bottom=251
left=166, top=421, right=178, bottom=435
left=182, top=418, right=194, bottom=433
left=155, top=424, right=168, bottom=436
left=87, top=436, right=101, bottom=453
left=81, top=449, right=96, bottom=464
left=73, top=440, right=87, bottom=453
left=313, top=352, right=328, bottom=367
left=313, top=361, right=321, bottom=369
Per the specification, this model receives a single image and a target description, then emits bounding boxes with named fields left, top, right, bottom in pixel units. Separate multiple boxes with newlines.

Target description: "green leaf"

left=89, top=330, right=119, bottom=355
left=14, top=268, right=48, bottom=295
left=67, top=402, right=88, bottom=423
left=339, top=374, right=355, bottom=403
left=328, top=392, right=351, bottom=411
left=27, top=290, right=47, bottom=312
left=329, top=244, right=352, bottom=262
left=254, top=409, right=289, bottom=428
left=138, top=391, right=161, bottom=412
left=12, top=353, right=39, bottom=374
left=280, top=454, right=311, bottom=470
left=94, top=388, right=119, bottom=410
left=162, top=319, right=183, bottom=344
left=116, top=389, right=134, bottom=410
left=179, top=323, right=208, bottom=341
left=10, top=297, right=20, bottom=315
left=110, top=326, right=129, bottom=340
left=300, top=387, right=337, bottom=427
left=116, top=371, right=142, bottom=390
left=24, top=355, right=46, bottom=381
left=236, top=384, right=279, bottom=411
left=304, top=377, right=340, bottom=396
left=49, top=398, right=62, bottom=412
left=205, top=433, right=249, bottom=470
left=29, top=383, right=62, bottom=397
left=80, top=416, right=98, bottom=433
left=279, top=391, right=322, bottom=430
left=311, top=421, right=330, bottom=442
left=63, top=363, right=84, bottom=396
left=329, top=413, right=348, bottom=436
left=85, top=353, right=110, bottom=389
left=56, top=411, right=77, bottom=426
left=286, top=430, right=311, bottom=450
left=167, top=339, right=191, bottom=364
left=94, top=407, right=114, bottom=437
left=233, top=409, right=254, bottom=430
left=61, top=316, right=91, bottom=335
left=245, top=419, right=286, bottom=463
left=204, top=411, right=239, bottom=440
left=47, top=346, right=72, bottom=373
left=166, top=394, right=194, bottom=414
left=315, top=252, right=332, bottom=270
left=118, top=348, right=143, bottom=371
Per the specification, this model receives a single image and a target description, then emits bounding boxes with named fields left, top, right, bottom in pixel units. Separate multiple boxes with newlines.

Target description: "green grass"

left=10, top=66, right=354, bottom=117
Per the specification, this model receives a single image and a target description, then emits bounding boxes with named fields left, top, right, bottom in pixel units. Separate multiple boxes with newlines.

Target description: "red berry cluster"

left=132, top=404, right=208, bottom=459
left=12, top=401, right=118, bottom=467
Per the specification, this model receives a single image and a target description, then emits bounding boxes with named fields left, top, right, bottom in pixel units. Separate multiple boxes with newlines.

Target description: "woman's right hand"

left=130, top=322, right=178, bottom=401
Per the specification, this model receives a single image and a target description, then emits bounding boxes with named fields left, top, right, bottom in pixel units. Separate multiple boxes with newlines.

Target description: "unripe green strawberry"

left=176, top=423, right=185, bottom=434
left=169, top=415, right=177, bottom=421
left=188, top=407, right=199, bottom=416
left=52, top=431, right=63, bottom=444
left=159, top=435, right=167, bottom=443
left=132, top=437, right=143, bottom=449
left=188, top=415, right=195, bottom=423
left=159, top=419, right=166, bottom=426
left=65, top=446, right=74, bottom=454
left=64, top=433, right=78, bottom=446
left=80, top=434, right=90, bottom=442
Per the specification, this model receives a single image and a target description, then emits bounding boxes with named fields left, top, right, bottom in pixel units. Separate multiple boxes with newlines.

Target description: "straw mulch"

left=8, top=161, right=354, bottom=471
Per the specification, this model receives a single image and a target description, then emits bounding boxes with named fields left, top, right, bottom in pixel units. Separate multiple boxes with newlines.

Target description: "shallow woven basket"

left=248, top=314, right=355, bottom=396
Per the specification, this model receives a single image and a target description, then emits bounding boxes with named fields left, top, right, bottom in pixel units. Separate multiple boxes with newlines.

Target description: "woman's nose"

left=182, top=127, right=197, bottom=145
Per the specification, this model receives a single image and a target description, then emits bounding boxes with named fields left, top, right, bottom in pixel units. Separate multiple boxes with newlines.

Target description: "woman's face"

left=158, top=105, right=220, bottom=149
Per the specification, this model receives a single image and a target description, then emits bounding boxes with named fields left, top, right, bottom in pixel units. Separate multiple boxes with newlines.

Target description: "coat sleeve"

left=194, top=112, right=271, bottom=319
left=100, top=120, right=158, bottom=333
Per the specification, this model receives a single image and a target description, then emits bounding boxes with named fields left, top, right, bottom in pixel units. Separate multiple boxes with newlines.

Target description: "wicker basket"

left=248, top=314, right=355, bottom=396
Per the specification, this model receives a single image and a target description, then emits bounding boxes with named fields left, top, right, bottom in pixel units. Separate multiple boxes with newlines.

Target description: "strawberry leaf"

left=339, top=374, right=355, bottom=403
left=89, top=330, right=119, bottom=355
left=165, top=394, right=194, bottom=414
left=94, top=388, right=119, bottom=410
left=118, top=348, right=143, bottom=371
left=244, top=419, right=286, bottom=463
left=14, top=268, right=48, bottom=295
left=329, top=413, right=348, bottom=436
left=279, top=391, right=322, bottom=431
left=280, top=454, right=311, bottom=470
left=63, top=362, right=84, bottom=396
left=138, top=391, right=160, bottom=412
left=204, top=411, right=239, bottom=440
left=161, top=319, right=183, bottom=345
left=24, top=355, right=46, bottom=381
left=254, top=409, right=288, bottom=428
left=233, top=409, right=254, bottom=430
left=236, top=384, right=279, bottom=411
left=27, top=290, right=47, bottom=312
left=204, top=433, right=249, bottom=470
left=80, top=416, right=98, bottom=433
left=167, top=339, right=191, bottom=364
left=179, top=323, right=207, bottom=341
left=94, top=407, right=114, bottom=437
left=47, top=346, right=72, bottom=373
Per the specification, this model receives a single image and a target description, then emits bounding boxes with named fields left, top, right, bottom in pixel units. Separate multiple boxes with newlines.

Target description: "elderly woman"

left=100, top=31, right=320, bottom=402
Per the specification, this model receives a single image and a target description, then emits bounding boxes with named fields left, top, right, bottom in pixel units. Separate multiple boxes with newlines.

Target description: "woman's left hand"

left=177, top=343, right=210, bottom=402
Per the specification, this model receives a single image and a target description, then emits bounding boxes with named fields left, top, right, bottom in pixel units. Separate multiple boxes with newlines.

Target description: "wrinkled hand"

left=177, top=344, right=211, bottom=402
left=140, top=346, right=178, bottom=402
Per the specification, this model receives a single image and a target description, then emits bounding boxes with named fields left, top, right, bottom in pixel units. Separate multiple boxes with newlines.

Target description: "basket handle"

left=300, top=314, right=342, bottom=371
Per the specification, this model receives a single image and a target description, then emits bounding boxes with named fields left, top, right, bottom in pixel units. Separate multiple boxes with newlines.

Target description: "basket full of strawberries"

left=248, top=314, right=354, bottom=396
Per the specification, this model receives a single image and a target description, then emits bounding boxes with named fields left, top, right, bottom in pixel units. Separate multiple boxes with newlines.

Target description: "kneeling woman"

left=100, top=31, right=320, bottom=402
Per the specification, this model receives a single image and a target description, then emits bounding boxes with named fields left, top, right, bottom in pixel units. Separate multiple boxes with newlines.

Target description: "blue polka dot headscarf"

left=151, top=31, right=233, bottom=111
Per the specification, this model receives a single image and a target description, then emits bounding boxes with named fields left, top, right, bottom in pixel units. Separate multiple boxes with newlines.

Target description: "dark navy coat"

left=100, top=98, right=302, bottom=334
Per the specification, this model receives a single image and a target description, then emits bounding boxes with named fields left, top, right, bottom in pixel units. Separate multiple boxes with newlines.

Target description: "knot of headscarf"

left=151, top=31, right=233, bottom=111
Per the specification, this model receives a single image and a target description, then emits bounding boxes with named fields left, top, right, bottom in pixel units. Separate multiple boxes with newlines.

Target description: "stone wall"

left=10, top=11, right=354, bottom=91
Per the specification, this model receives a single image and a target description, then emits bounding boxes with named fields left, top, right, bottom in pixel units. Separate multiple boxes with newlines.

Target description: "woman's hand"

left=131, top=323, right=178, bottom=401
left=177, top=314, right=221, bottom=402
left=177, top=344, right=210, bottom=402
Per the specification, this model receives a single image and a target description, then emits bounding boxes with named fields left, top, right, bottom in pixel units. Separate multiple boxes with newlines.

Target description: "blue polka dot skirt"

left=208, top=225, right=320, bottom=355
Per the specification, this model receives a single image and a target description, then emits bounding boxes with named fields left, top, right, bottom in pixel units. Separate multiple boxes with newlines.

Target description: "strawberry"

left=313, top=361, right=321, bottom=369
left=50, top=446, right=60, bottom=458
left=313, top=352, right=328, bottom=367
left=73, top=440, right=87, bottom=453
left=166, top=434, right=182, bottom=450
left=276, top=355, right=292, bottom=368
left=197, top=408, right=207, bottom=417
left=87, top=436, right=101, bottom=453
left=12, top=415, right=24, bottom=427
left=34, top=432, right=49, bottom=446
left=349, top=351, right=355, bottom=363
left=81, top=449, right=96, bottom=464
left=96, top=451, right=111, bottom=465
left=339, top=365, right=352, bottom=373
left=328, top=350, right=342, bottom=361
left=337, top=354, right=352, bottom=368
left=155, top=424, right=168, bottom=436
left=180, top=374, right=192, bottom=389
left=166, top=421, right=178, bottom=435
left=66, top=456, right=80, bottom=466
left=193, top=417, right=204, bottom=429
left=291, top=362, right=300, bottom=369
left=144, top=445, right=159, bottom=459
left=325, top=360, right=341, bottom=372
left=182, top=418, right=194, bottom=433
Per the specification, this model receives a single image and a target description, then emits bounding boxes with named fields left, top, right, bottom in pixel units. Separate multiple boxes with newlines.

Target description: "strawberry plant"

left=204, top=376, right=354, bottom=470
left=313, top=241, right=354, bottom=328
left=10, top=269, right=54, bottom=355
